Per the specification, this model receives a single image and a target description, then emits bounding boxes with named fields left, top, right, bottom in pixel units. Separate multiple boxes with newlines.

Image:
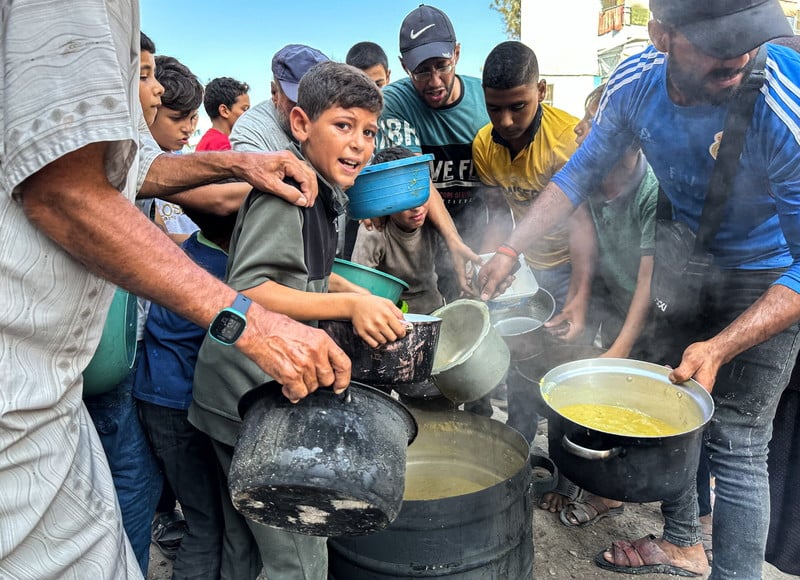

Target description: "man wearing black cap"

left=379, top=4, right=504, bottom=302
left=480, top=1, right=800, bottom=578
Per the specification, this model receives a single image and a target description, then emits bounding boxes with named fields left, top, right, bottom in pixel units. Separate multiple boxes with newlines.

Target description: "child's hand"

left=350, top=296, right=407, bottom=348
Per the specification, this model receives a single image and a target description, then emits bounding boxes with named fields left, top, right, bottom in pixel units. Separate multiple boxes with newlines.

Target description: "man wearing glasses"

left=378, top=4, right=509, bottom=309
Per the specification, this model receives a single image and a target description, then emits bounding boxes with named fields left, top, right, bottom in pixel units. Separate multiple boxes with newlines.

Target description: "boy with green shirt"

left=190, top=61, right=407, bottom=580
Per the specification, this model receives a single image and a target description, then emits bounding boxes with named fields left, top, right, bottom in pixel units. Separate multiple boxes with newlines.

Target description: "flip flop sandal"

left=560, top=495, right=624, bottom=527
left=594, top=534, right=705, bottom=577
left=536, top=473, right=581, bottom=510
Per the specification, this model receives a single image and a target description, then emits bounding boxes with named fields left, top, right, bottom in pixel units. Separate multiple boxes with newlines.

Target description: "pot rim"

left=430, top=299, right=492, bottom=373
left=540, top=357, right=714, bottom=439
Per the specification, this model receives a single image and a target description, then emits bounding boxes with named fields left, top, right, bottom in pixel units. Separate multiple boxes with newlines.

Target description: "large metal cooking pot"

left=540, top=358, right=714, bottom=502
left=430, top=300, right=510, bottom=403
left=229, top=382, right=417, bottom=536
left=328, top=409, right=556, bottom=578
left=319, top=314, right=441, bottom=385
left=514, top=344, right=607, bottom=417
left=490, top=288, right=556, bottom=361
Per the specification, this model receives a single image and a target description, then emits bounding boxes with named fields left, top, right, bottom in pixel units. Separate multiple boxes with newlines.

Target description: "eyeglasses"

left=410, top=63, right=454, bottom=82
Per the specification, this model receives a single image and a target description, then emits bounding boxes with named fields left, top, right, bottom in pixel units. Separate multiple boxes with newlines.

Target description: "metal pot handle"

left=562, top=434, right=622, bottom=461
left=528, top=453, right=557, bottom=496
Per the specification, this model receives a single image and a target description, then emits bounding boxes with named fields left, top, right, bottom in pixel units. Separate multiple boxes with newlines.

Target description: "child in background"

left=196, top=77, right=251, bottom=151
left=555, top=82, right=658, bottom=530
left=150, top=55, right=204, bottom=243
left=351, top=146, right=444, bottom=314
left=191, top=62, right=407, bottom=580
left=133, top=207, right=238, bottom=578
left=342, top=41, right=393, bottom=259
left=346, top=41, right=391, bottom=88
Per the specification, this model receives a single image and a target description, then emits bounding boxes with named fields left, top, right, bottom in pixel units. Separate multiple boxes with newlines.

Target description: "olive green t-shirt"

left=189, top=160, right=345, bottom=446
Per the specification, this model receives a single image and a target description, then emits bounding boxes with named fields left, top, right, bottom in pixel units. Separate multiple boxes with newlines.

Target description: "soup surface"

left=403, top=462, right=503, bottom=500
left=557, top=403, right=680, bottom=437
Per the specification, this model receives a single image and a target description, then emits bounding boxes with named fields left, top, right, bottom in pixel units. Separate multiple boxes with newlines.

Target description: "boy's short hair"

left=204, top=77, right=250, bottom=119
left=296, top=62, right=382, bottom=121
left=154, top=55, right=204, bottom=114
left=181, top=204, right=238, bottom=244
left=482, top=41, right=539, bottom=90
left=140, top=31, right=156, bottom=53
left=346, top=42, right=389, bottom=72
left=372, top=146, right=415, bottom=165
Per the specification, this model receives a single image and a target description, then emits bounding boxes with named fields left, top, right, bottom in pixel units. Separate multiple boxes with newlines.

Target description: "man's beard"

left=667, top=54, right=756, bottom=106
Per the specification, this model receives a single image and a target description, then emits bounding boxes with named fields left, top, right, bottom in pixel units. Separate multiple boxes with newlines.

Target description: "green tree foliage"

left=490, top=0, right=521, bottom=39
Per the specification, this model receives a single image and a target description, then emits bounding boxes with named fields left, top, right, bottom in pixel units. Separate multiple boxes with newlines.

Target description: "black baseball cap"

left=399, top=4, right=457, bottom=72
left=650, top=0, right=792, bottom=59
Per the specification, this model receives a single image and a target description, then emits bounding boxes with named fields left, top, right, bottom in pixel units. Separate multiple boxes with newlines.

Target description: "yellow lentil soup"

left=557, top=403, right=681, bottom=437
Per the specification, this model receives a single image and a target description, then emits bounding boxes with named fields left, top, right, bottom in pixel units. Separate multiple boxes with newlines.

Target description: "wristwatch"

left=208, top=293, right=252, bottom=345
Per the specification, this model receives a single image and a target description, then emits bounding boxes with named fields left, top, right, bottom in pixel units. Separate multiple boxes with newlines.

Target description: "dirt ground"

left=146, top=402, right=797, bottom=580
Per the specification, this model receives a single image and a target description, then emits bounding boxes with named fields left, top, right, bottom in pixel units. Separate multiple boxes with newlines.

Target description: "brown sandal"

left=594, top=535, right=705, bottom=577
left=560, top=494, right=624, bottom=527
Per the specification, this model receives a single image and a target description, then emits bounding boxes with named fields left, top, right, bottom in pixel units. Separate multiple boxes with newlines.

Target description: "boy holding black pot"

left=190, top=61, right=407, bottom=580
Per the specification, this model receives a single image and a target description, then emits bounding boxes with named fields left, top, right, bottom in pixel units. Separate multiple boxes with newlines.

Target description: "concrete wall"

left=520, top=0, right=601, bottom=117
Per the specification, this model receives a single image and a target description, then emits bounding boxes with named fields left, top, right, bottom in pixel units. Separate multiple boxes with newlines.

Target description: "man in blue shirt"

left=481, top=1, right=799, bottom=578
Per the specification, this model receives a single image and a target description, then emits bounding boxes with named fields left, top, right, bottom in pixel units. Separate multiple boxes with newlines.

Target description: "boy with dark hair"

left=197, top=76, right=251, bottom=151
left=133, top=205, right=237, bottom=579
left=150, top=55, right=204, bottom=243
left=138, top=32, right=162, bottom=127
left=346, top=41, right=391, bottom=88
left=151, top=55, right=203, bottom=153
left=472, top=40, right=596, bottom=452
left=191, top=61, right=407, bottom=580
left=352, top=146, right=444, bottom=313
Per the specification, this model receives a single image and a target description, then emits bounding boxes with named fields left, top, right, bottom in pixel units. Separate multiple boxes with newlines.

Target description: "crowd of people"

left=2, top=1, right=799, bottom=579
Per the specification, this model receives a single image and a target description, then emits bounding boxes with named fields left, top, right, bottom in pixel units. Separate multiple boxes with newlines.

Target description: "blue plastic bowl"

left=347, top=154, right=434, bottom=220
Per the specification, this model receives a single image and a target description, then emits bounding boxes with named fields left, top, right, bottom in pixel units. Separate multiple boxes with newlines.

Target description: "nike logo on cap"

left=410, top=24, right=435, bottom=39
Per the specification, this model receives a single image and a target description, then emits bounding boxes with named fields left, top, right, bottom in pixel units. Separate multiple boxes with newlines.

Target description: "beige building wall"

left=521, top=0, right=601, bottom=118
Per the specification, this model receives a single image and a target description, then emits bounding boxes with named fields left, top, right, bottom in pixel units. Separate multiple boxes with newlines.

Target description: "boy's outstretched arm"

left=244, top=281, right=407, bottom=348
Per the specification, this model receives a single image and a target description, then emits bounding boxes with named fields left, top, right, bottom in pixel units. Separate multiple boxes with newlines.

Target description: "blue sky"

left=140, top=1, right=509, bottom=106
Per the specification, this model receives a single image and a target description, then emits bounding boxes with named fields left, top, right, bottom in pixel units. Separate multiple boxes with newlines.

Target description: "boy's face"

left=223, top=93, right=251, bottom=128
left=390, top=202, right=428, bottom=232
left=483, top=80, right=546, bottom=148
left=362, top=64, right=391, bottom=89
left=290, top=106, right=378, bottom=189
left=574, top=100, right=599, bottom=147
left=150, top=106, right=199, bottom=152
left=139, top=50, right=164, bottom=127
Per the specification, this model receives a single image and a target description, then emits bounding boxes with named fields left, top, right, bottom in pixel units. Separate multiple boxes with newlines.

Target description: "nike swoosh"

left=410, top=24, right=435, bottom=40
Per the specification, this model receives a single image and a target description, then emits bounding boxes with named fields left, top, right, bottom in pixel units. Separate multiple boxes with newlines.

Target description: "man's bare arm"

left=670, top=284, right=800, bottom=391
left=139, top=150, right=317, bottom=208
left=480, top=181, right=576, bottom=299
left=21, top=142, right=349, bottom=402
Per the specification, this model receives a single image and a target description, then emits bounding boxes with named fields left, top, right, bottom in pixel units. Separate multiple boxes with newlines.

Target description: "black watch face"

left=211, top=311, right=246, bottom=344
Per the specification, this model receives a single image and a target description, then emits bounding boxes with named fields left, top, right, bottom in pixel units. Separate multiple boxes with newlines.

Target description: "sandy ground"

left=147, top=399, right=797, bottom=580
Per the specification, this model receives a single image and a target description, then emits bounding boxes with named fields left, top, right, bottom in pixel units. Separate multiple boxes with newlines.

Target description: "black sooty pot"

left=229, top=382, right=417, bottom=537
left=540, top=358, right=714, bottom=502
left=328, top=409, right=556, bottom=578
left=319, top=314, right=441, bottom=385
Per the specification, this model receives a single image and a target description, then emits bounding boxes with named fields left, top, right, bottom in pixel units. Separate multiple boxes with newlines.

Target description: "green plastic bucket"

left=332, top=259, right=409, bottom=304
left=82, top=288, right=138, bottom=396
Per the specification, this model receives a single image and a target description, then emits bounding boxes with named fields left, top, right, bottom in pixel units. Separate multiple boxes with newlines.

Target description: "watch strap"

left=231, top=293, right=252, bottom=315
